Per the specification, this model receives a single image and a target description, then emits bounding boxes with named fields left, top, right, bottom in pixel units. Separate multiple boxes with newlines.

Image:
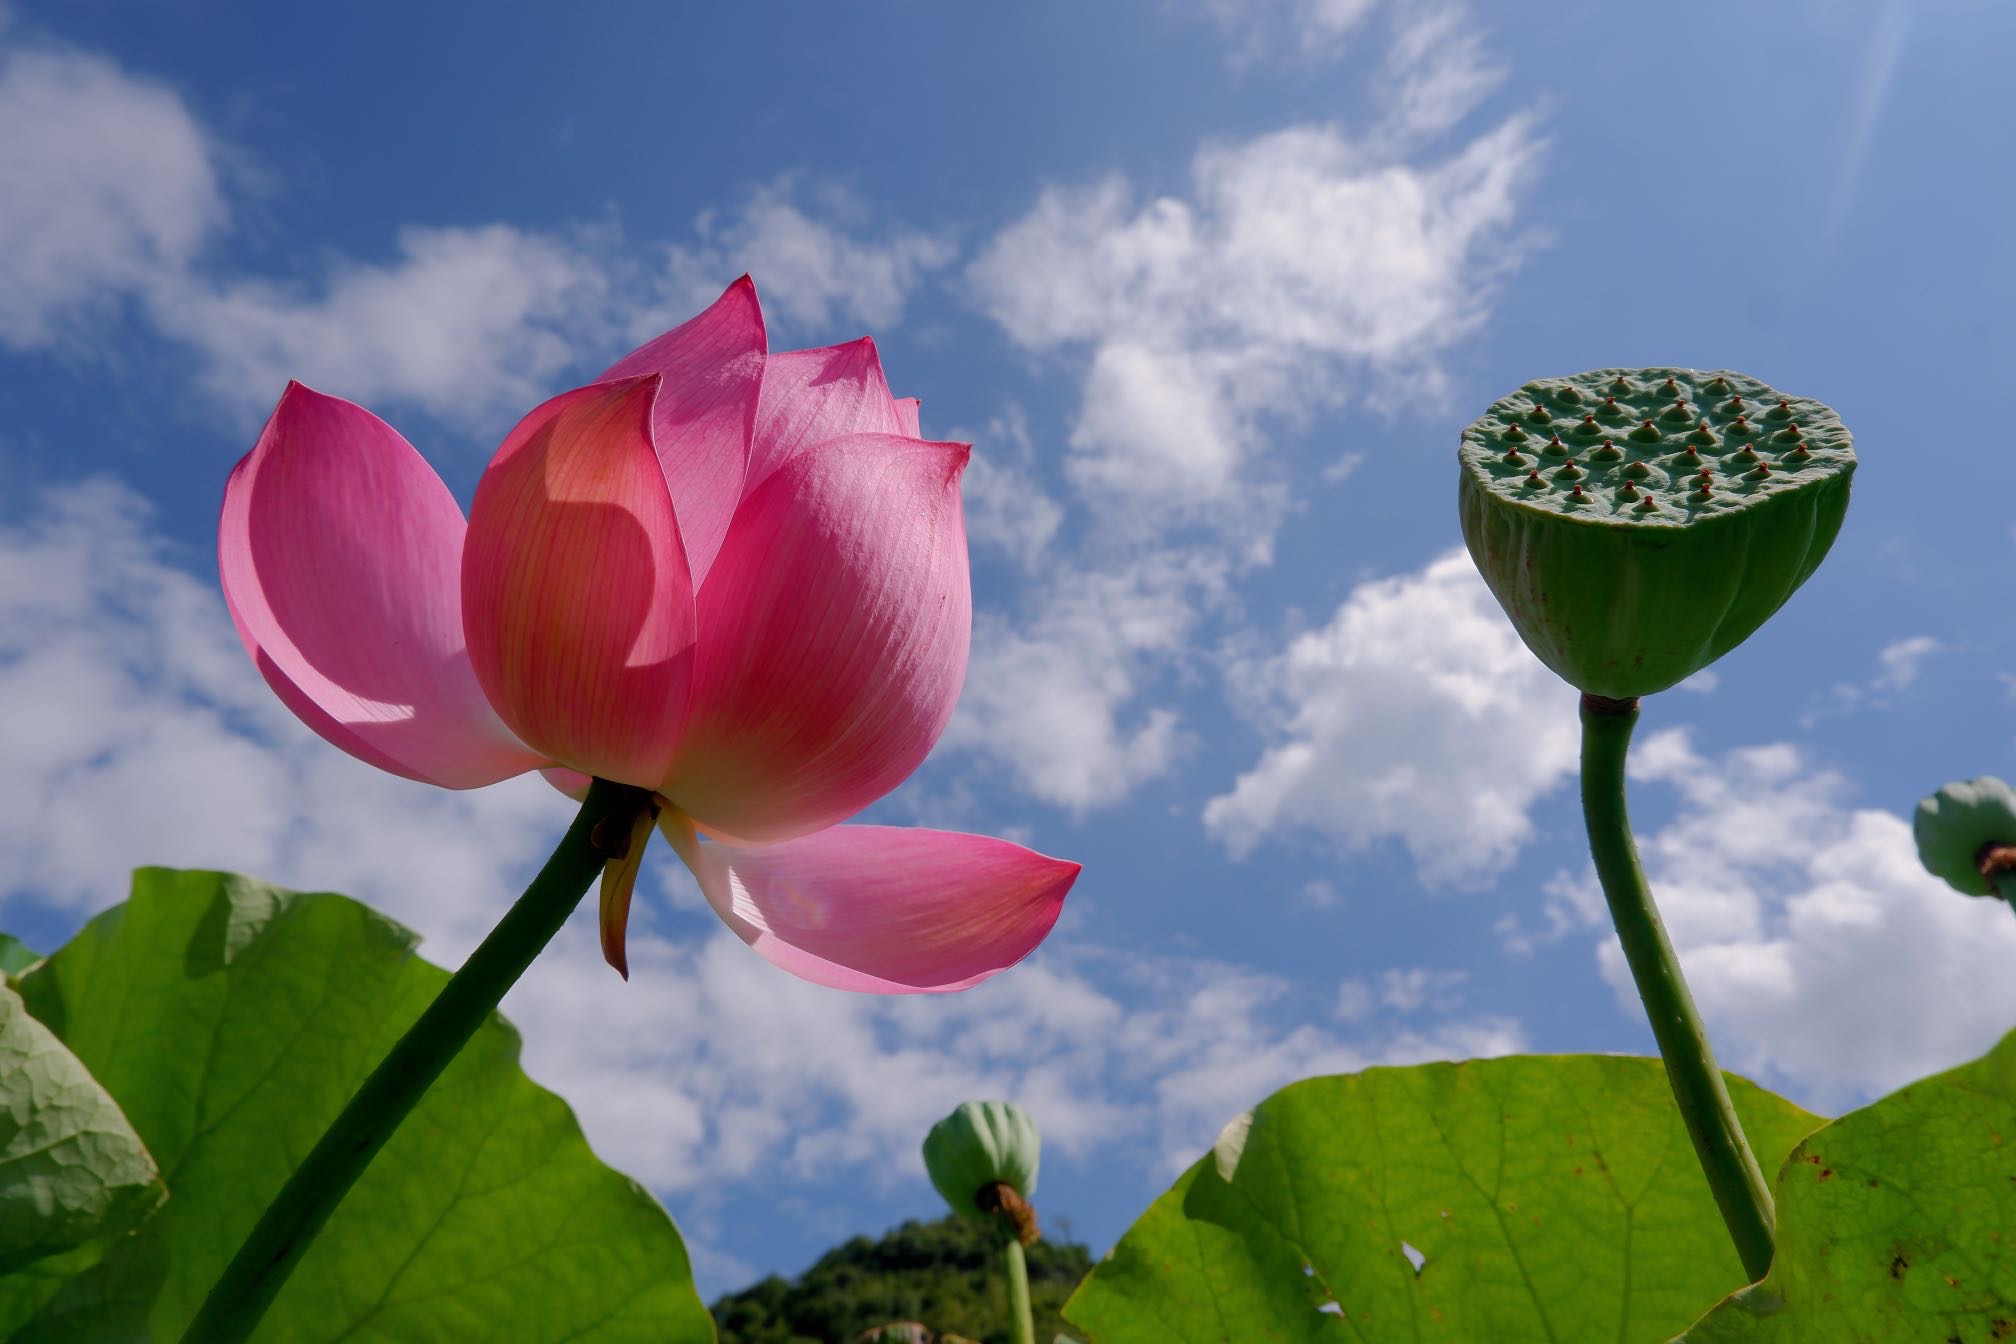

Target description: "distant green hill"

left=710, top=1213, right=1093, bottom=1344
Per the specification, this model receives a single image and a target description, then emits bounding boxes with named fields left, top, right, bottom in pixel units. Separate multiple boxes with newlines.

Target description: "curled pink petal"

left=893, top=397, right=922, bottom=438
left=599, top=276, right=766, bottom=586
left=671, top=820, right=1078, bottom=993
left=666, top=433, right=971, bottom=842
left=749, top=337, right=904, bottom=490
left=463, top=376, right=696, bottom=787
left=219, top=383, right=543, bottom=788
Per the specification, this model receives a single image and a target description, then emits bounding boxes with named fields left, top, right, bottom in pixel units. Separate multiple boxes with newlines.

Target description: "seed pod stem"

left=1579, top=695, right=1776, bottom=1282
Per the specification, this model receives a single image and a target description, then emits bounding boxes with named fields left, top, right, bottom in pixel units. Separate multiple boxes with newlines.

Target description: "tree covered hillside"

left=711, top=1214, right=1093, bottom=1343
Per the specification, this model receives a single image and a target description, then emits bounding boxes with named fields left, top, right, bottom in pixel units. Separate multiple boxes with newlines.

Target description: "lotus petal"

left=463, top=377, right=696, bottom=788
left=219, top=383, right=542, bottom=788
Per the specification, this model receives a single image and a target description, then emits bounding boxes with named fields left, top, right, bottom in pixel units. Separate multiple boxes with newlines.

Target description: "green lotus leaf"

left=1063, top=1054, right=1820, bottom=1343
left=6, top=868, right=712, bottom=1343
left=0, top=982, right=162, bottom=1335
left=1460, top=369, right=1854, bottom=698
left=1677, top=1027, right=2016, bottom=1341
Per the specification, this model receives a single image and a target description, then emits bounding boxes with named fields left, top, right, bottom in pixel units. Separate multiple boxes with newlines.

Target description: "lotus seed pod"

left=1913, top=777, right=2016, bottom=897
left=922, top=1100, right=1040, bottom=1218
left=1459, top=368, right=1854, bottom=698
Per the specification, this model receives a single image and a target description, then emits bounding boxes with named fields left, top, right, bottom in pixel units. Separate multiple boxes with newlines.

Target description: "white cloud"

left=1804, top=632, right=1948, bottom=724
left=0, top=477, right=572, bottom=958
left=0, top=38, right=949, bottom=430
left=953, top=11, right=1538, bottom=810
left=945, top=553, right=1213, bottom=811
left=1197, top=0, right=1377, bottom=64
left=954, top=404, right=1067, bottom=572
left=1555, top=728, right=2016, bottom=1111
left=969, top=106, right=1536, bottom=541
left=512, top=928, right=1524, bottom=1196
left=0, top=45, right=223, bottom=348
left=646, top=178, right=954, bottom=338
left=1205, top=550, right=1578, bottom=883
left=1874, top=634, right=1943, bottom=692
left=1375, top=5, right=1505, bottom=142
left=158, top=224, right=615, bottom=429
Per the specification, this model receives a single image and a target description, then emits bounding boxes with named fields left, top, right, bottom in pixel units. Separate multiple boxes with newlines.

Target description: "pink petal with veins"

left=463, top=376, right=696, bottom=788
left=219, top=382, right=543, bottom=788
left=666, top=433, right=971, bottom=842
left=893, top=397, right=922, bottom=438
left=748, top=337, right=904, bottom=490
left=673, top=821, right=1078, bottom=993
left=599, top=276, right=766, bottom=586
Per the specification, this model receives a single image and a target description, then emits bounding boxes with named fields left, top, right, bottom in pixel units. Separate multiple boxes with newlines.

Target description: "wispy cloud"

left=0, top=37, right=952, bottom=434
left=1205, top=550, right=1578, bottom=883
left=1546, top=727, right=2016, bottom=1110
left=641, top=176, right=955, bottom=338
left=0, top=45, right=223, bottom=349
left=955, top=6, right=1541, bottom=813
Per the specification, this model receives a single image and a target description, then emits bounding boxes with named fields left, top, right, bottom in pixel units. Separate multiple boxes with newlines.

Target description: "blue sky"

left=4, top=0, right=2015, bottom=1299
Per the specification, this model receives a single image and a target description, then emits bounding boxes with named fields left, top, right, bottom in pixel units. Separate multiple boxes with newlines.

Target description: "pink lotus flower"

left=219, top=277, right=1077, bottom=990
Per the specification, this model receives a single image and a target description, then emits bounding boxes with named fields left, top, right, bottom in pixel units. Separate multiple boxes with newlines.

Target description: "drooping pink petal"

left=665, top=433, right=972, bottom=842
left=462, top=376, right=696, bottom=788
left=219, top=383, right=544, bottom=788
left=893, top=397, right=922, bottom=438
left=598, top=276, right=766, bottom=586
left=667, top=818, right=1078, bottom=993
left=748, top=337, right=905, bottom=491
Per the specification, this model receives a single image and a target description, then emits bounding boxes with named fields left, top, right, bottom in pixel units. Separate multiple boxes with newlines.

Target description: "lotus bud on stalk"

left=1915, top=777, right=2016, bottom=906
left=924, top=1100, right=1042, bottom=1344
left=1459, top=368, right=1856, bottom=1284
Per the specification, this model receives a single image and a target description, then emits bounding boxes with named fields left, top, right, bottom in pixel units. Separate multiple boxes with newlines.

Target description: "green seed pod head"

left=1459, top=369, right=1854, bottom=698
left=922, top=1100, right=1040, bottom=1218
left=1914, top=776, right=2016, bottom=897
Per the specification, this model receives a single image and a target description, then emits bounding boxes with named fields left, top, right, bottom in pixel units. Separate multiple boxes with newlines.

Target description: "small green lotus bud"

left=1459, top=368, right=1855, bottom=698
left=1914, top=777, right=2016, bottom=898
left=923, top=1100, right=1040, bottom=1218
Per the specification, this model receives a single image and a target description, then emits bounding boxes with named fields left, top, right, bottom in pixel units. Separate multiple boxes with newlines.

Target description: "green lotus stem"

left=180, top=777, right=645, bottom=1344
left=1002, top=1230, right=1035, bottom=1344
left=1579, top=694, right=1776, bottom=1283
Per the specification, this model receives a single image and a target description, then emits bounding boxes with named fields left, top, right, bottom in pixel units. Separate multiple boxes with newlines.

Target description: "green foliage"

left=0, top=983, right=163, bottom=1334
left=0, top=867, right=711, bottom=1342
left=1064, top=1054, right=1821, bottom=1344
left=0, top=933, right=39, bottom=977
left=1679, top=1028, right=2016, bottom=1341
left=712, top=1213, right=1092, bottom=1344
